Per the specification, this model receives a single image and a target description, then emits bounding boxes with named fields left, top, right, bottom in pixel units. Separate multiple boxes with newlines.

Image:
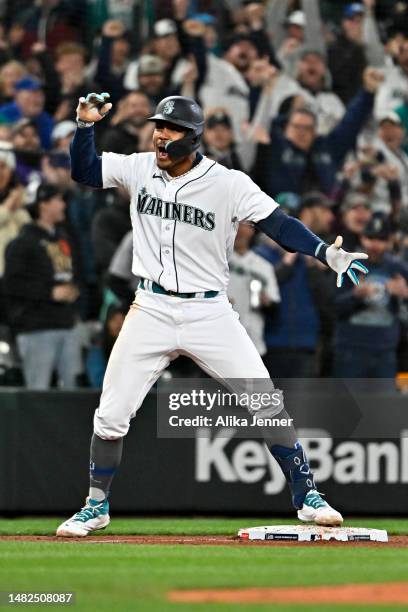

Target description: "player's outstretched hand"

left=76, top=92, right=112, bottom=123
left=325, top=236, right=369, bottom=288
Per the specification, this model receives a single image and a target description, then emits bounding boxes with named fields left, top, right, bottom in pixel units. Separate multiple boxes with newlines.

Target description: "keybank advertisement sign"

left=194, top=428, right=408, bottom=512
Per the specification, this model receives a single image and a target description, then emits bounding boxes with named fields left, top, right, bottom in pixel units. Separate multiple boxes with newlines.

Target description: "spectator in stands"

left=335, top=147, right=401, bottom=221
left=228, top=222, right=280, bottom=357
left=395, top=100, right=408, bottom=155
left=84, top=0, right=135, bottom=44
left=223, top=33, right=259, bottom=80
left=223, top=34, right=264, bottom=122
left=51, top=120, right=76, bottom=152
left=288, top=49, right=345, bottom=135
left=202, top=109, right=243, bottom=170
left=340, top=147, right=401, bottom=220
left=0, top=76, right=54, bottom=149
left=245, top=51, right=343, bottom=137
left=0, top=142, right=29, bottom=320
left=0, top=60, right=26, bottom=105
left=254, top=67, right=383, bottom=198
left=341, top=115, right=405, bottom=219
left=6, top=0, right=80, bottom=57
left=282, top=10, right=306, bottom=44
left=275, top=10, right=308, bottom=74
left=375, top=39, right=408, bottom=119
left=327, top=3, right=367, bottom=104
left=196, top=34, right=249, bottom=139
left=325, top=0, right=388, bottom=103
left=102, top=231, right=137, bottom=320
left=199, top=58, right=277, bottom=169
left=266, top=0, right=325, bottom=73
left=257, top=193, right=335, bottom=378
left=42, top=150, right=72, bottom=191
left=91, top=189, right=132, bottom=280
left=237, top=1, right=276, bottom=61
left=137, top=54, right=168, bottom=99
left=338, top=193, right=372, bottom=251
left=240, top=55, right=277, bottom=125
left=274, top=191, right=301, bottom=217
left=4, top=184, right=81, bottom=389
left=371, top=112, right=408, bottom=211
left=53, top=42, right=95, bottom=122
left=86, top=303, right=127, bottom=388
left=383, top=23, right=408, bottom=69
left=297, top=191, right=335, bottom=241
left=150, top=19, right=184, bottom=75
left=29, top=41, right=63, bottom=117
left=124, top=19, right=190, bottom=94
left=127, top=55, right=169, bottom=107
left=95, top=19, right=131, bottom=105
left=11, top=118, right=42, bottom=186
left=41, top=149, right=103, bottom=319
left=99, top=91, right=153, bottom=155
left=334, top=214, right=408, bottom=378
left=195, top=13, right=219, bottom=55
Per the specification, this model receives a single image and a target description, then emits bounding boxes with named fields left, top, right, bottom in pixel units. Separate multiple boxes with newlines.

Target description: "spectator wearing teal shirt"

left=395, top=102, right=408, bottom=155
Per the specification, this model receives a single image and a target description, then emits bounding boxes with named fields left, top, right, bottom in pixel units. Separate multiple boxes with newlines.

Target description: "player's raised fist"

left=76, top=92, right=112, bottom=123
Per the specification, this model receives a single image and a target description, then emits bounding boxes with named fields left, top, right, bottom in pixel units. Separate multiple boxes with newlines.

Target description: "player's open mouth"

left=157, top=145, right=169, bottom=160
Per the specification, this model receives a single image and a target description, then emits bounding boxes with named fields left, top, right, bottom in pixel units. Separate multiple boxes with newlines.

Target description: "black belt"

left=139, top=279, right=219, bottom=299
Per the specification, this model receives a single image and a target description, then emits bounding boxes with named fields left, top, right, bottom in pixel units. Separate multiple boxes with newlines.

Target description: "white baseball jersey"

left=228, top=249, right=280, bottom=355
left=102, top=152, right=279, bottom=293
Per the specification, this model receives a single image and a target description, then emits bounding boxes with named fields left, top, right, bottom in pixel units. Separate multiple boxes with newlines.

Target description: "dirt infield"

left=0, top=534, right=407, bottom=546
left=168, top=582, right=408, bottom=605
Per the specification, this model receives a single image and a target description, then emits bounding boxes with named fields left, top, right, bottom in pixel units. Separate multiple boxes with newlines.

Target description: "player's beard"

left=156, top=152, right=191, bottom=173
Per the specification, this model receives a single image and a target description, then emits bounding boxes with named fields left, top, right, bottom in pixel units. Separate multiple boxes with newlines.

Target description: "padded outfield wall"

left=0, top=388, right=407, bottom=515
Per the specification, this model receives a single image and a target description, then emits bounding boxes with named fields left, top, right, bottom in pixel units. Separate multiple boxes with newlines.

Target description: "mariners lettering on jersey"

left=137, top=186, right=215, bottom=231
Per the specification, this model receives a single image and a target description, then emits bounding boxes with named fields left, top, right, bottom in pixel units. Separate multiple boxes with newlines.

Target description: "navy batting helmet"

left=148, top=96, right=204, bottom=159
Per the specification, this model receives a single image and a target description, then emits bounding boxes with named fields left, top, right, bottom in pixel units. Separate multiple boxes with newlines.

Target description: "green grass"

left=0, top=518, right=407, bottom=611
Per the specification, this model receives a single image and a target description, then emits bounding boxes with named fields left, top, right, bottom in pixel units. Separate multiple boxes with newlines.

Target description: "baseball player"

left=56, top=93, right=368, bottom=537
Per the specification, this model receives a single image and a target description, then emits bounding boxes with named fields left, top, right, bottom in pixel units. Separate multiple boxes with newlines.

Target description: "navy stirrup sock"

left=270, top=441, right=315, bottom=509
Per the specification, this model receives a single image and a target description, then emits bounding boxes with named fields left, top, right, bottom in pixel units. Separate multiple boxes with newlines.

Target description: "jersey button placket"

left=160, top=184, right=176, bottom=289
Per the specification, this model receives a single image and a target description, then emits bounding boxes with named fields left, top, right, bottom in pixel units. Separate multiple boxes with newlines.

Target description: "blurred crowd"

left=0, top=0, right=407, bottom=389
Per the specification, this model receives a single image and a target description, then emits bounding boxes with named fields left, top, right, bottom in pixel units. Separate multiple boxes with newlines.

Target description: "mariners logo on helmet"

left=163, top=100, right=175, bottom=115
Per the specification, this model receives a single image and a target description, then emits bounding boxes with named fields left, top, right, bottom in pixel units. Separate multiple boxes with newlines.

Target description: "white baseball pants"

left=94, top=288, right=273, bottom=439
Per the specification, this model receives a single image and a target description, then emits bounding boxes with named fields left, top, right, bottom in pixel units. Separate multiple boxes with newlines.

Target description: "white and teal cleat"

left=297, top=490, right=343, bottom=527
left=56, top=497, right=110, bottom=537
